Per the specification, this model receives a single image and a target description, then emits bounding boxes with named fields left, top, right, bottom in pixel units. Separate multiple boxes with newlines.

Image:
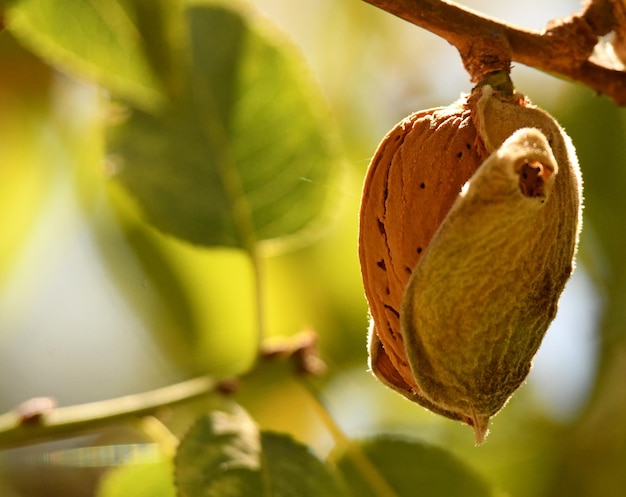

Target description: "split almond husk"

left=359, top=82, right=582, bottom=444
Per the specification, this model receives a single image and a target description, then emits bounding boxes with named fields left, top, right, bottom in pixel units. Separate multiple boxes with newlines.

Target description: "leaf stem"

left=190, top=65, right=265, bottom=353
left=135, top=415, right=180, bottom=457
left=301, top=379, right=401, bottom=497
left=250, top=249, right=267, bottom=355
left=362, top=0, right=626, bottom=105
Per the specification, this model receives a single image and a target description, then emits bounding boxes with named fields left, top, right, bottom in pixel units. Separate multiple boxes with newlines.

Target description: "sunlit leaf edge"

left=4, top=0, right=165, bottom=109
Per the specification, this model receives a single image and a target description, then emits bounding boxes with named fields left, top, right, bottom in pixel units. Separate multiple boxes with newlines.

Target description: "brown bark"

left=363, top=0, right=626, bottom=105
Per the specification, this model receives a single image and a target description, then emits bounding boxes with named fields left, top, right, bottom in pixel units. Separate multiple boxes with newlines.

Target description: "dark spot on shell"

left=377, top=218, right=386, bottom=235
left=417, top=247, right=423, bottom=254
left=466, top=143, right=471, bottom=149
left=377, top=259, right=386, bottom=270
left=405, top=266, right=412, bottom=275
left=420, top=182, right=426, bottom=189
left=457, top=151, right=463, bottom=158
left=384, top=304, right=400, bottom=319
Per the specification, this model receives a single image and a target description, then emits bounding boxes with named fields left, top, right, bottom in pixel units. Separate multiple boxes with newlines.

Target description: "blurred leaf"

left=72, top=88, right=256, bottom=376
left=130, top=0, right=186, bottom=99
left=541, top=88, right=626, bottom=497
left=87, top=197, right=203, bottom=372
left=175, top=403, right=347, bottom=497
left=559, top=92, right=626, bottom=290
left=96, top=458, right=176, bottom=497
left=556, top=88, right=626, bottom=367
left=122, top=223, right=199, bottom=360
left=106, top=208, right=258, bottom=375
left=333, top=436, right=496, bottom=497
left=4, top=0, right=166, bottom=108
left=0, top=36, right=56, bottom=287
left=91, top=173, right=260, bottom=375
left=108, top=2, right=342, bottom=250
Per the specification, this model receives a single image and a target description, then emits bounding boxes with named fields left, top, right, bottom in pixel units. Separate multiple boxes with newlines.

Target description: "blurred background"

left=1, top=0, right=625, bottom=496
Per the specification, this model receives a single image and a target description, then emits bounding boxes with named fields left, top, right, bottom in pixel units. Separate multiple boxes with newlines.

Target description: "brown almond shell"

left=359, top=95, right=487, bottom=424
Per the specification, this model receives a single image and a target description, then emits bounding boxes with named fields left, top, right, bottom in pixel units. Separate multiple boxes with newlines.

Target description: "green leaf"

left=107, top=2, right=342, bottom=250
left=4, top=0, right=167, bottom=108
left=175, top=404, right=348, bottom=497
left=175, top=404, right=261, bottom=497
left=96, top=458, right=176, bottom=497
left=333, top=436, right=496, bottom=497
left=130, top=0, right=187, bottom=99
left=260, top=432, right=350, bottom=497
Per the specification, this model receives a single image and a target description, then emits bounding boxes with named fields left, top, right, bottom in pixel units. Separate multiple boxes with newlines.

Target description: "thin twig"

left=301, top=379, right=401, bottom=497
left=363, top=0, right=626, bottom=105
left=0, top=332, right=323, bottom=450
left=0, top=376, right=223, bottom=449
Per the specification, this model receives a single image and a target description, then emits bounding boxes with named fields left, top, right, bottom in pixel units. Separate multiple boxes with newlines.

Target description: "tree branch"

left=363, top=0, right=626, bottom=105
left=0, top=331, right=324, bottom=449
left=0, top=376, right=223, bottom=449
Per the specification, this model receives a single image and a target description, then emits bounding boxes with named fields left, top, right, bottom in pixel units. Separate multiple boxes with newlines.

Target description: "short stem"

left=135, top=416, right=179, bottom=457
left=250, top=249, right=267, bottom=356
left=301, top=379, right=401, bottom=497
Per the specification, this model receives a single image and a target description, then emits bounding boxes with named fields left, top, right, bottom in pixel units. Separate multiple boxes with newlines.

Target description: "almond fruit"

left=359, top=80, right=582, bottom=443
